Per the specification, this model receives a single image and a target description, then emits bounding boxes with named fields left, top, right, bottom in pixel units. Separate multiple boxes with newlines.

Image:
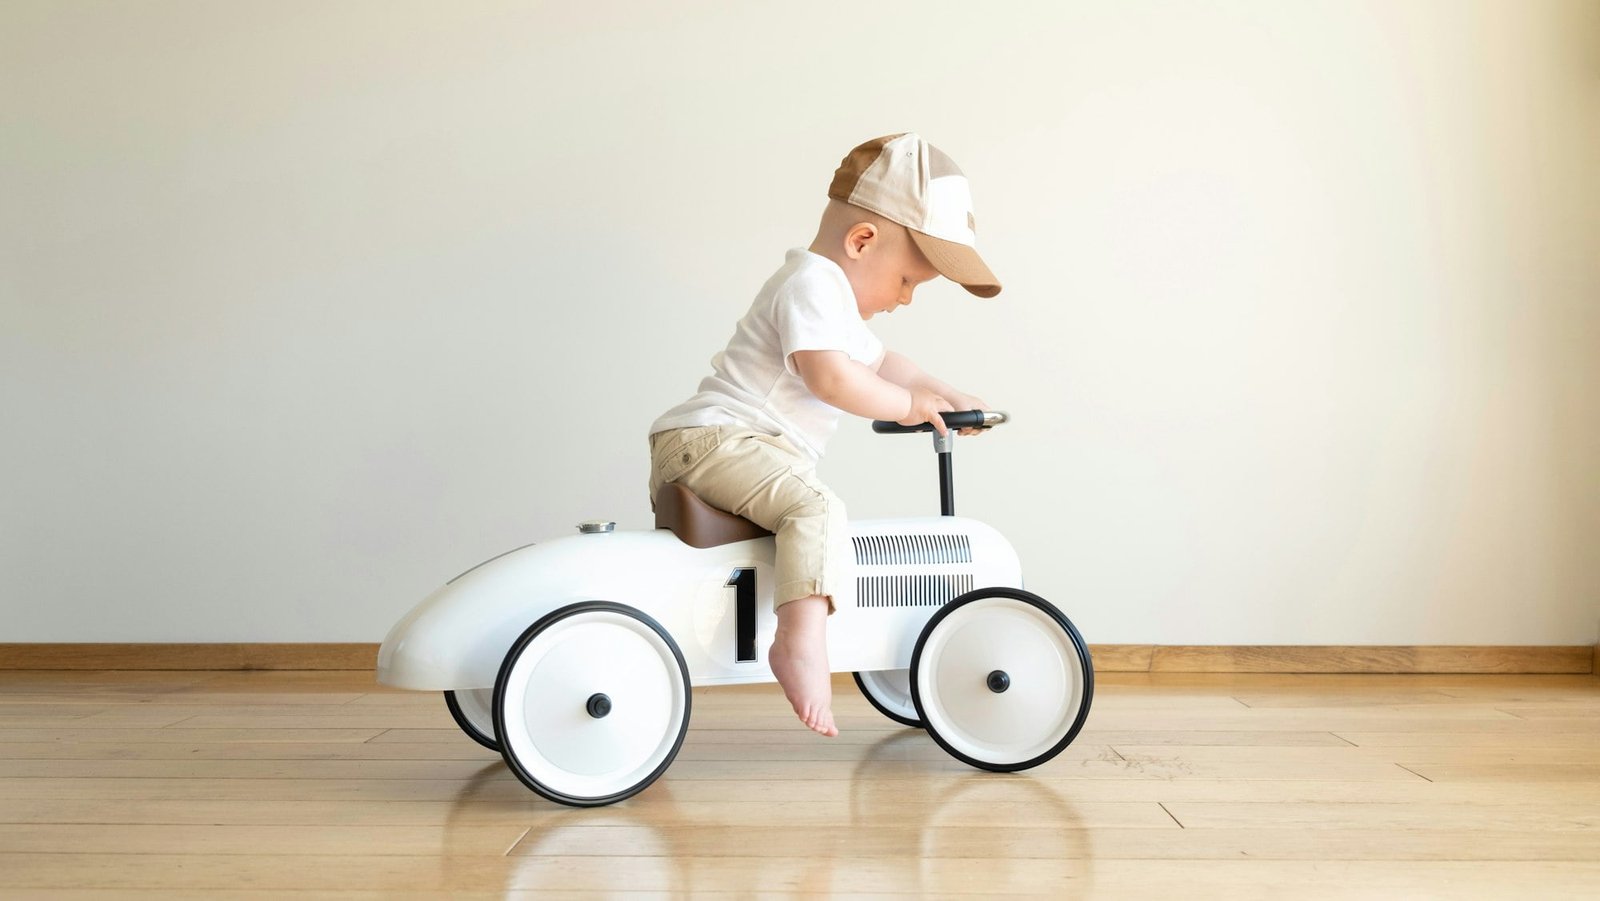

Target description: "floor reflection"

left=847, top=729, right=1094, bottom=894
left=439, top=723, right=1093, bottom=895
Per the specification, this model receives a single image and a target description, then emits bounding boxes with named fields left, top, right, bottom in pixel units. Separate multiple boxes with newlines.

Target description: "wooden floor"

left=1, top=670, right=1597, bottom=899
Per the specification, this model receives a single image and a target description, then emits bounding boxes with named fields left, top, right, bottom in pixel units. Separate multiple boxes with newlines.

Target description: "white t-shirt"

left=649, top=248, right=885, bottom=463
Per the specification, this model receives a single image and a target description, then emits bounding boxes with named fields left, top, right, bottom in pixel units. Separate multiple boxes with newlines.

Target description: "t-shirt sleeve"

left=775, top=279, right=883, bottom=379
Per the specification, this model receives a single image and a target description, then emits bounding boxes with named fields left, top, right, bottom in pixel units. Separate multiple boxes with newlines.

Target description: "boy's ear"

left=844, top=222, right=878, bottom=260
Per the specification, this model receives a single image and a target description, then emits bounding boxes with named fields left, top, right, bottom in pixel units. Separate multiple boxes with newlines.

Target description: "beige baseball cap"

left=827, top=133, right=1002, bottom=298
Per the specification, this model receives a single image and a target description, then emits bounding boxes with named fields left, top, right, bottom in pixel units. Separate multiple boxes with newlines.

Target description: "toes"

left=798, top=704, right=838, bottom=737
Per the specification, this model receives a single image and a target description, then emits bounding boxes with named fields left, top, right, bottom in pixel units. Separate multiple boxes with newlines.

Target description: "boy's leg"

left=768, top=593, right=836, bottom=737
left=673, top=432, right=847, bottom=737
left=761, top=476, right=845, bottom=738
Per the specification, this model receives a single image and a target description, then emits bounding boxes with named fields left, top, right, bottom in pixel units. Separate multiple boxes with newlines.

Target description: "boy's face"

left=849, top=226, right=942, bottom=320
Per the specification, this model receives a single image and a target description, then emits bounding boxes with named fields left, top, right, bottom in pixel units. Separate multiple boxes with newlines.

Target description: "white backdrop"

left=3, top=1, right=1597, bottom=644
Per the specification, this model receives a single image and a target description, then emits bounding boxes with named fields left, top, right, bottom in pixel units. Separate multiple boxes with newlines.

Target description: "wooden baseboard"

left=1093, top=644, right=1594, bottom=674
left=0, top=644, right=378, bottom=671
left=0, top=643, right=1593, bottom=674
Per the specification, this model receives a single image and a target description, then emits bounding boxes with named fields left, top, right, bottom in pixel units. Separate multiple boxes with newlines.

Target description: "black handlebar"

left=872, top=410, right=1008, bottom=516
left=871, top=410, right=1009, bottom=434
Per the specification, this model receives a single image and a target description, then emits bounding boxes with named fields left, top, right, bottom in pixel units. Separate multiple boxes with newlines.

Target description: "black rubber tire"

left=492, top=600, right=692, bottom=807
left=443, top=689, right=501, bottom=752
left=910, top=587, right=1094, bottom=772
left=851, top=671, right=924, bottom=728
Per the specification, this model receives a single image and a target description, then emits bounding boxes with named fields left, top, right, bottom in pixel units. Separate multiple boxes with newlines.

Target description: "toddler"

left=646, top=133, right=1002, bottom=737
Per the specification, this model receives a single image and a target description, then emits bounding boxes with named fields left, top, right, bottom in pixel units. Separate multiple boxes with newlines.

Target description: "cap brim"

left=908, top=230, right=1002, bottom=298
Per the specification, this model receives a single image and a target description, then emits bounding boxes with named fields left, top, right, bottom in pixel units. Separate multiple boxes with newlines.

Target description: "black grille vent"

left=852, top=533, right=972, bottom=566
left=856, top=574, right=974, bottom=608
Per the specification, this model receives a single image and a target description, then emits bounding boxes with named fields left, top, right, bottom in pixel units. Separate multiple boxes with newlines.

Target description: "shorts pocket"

left=653, top=426, right=722, bottom=484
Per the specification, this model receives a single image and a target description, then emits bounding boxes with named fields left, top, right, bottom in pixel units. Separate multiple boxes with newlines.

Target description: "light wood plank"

left=0, top=797, right=1174, bottom=829
left=0, top=823, right=529, bottom=856
left=1151, top=645, right=1594, bottom=674
left=1401, top=764, right=1600, bottom=783
left=5, top=774, right=1600, bottom=804
left=1160, top=801, right=1600, bottom=831
left=1105, top=745, right=1600, bottom=766
left=1333, top=731, right=1600, bottom=749
left=3, top=854, right=1600, bottom=896
left=371, top=726, right=1357, bottom=747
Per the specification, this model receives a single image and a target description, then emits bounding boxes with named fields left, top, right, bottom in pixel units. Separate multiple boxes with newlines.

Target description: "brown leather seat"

left=654, top=482, right=773, bottom=549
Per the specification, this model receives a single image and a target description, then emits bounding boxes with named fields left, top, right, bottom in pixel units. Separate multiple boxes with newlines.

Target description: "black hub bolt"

left=586, top=693, right=612, bottom=718
left=986, top=670, right=1010, bottom=693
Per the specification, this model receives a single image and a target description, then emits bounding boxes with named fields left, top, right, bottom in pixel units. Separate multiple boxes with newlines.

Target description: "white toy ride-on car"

left=377, top=410, right=1094, bottom=807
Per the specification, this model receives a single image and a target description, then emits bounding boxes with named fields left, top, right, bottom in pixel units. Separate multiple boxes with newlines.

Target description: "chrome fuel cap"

left=577, top=520, right=616, bottom=534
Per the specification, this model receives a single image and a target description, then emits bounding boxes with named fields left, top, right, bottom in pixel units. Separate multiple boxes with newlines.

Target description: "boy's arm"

left=791, top=350, right=955, bottom=435
left=877, top=351, right=955, bottom=396
left=875, top=350, right=990, bottom=436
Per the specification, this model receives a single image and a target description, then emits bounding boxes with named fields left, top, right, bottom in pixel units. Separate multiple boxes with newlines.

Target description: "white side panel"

left=827, top=517, right=1022, bottom=675
left=376, top=517, right=1023, bottom=691
left=376, top=529, right=759, bottom=690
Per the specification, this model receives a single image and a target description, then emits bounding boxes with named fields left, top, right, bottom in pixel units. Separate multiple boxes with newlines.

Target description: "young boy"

left=646, top=133, right=1002, bottom=737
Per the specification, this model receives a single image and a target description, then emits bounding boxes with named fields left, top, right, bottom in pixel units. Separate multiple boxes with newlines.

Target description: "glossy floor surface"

left=1, top=668, right=1597, bottom=898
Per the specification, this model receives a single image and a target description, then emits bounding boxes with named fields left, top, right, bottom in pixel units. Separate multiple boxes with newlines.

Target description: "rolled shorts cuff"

left=776, top=579, right=836, bottom=615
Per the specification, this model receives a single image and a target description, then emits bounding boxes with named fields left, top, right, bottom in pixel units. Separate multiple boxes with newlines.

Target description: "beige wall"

left=3, top=1, right=1597, bottom=643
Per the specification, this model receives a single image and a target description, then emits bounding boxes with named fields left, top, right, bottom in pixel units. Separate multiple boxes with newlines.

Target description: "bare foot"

left=768, top=595, right=837, bottom=737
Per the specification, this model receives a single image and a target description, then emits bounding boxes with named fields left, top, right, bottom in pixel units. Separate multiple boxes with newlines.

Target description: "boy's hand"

left=900, top=387, right=955, bottom=435
left=945, top=390, right=991, bottom=436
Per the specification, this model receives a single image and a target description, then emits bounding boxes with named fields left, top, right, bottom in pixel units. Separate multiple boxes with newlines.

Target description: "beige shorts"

left=648, top=425, right=847, bottom=613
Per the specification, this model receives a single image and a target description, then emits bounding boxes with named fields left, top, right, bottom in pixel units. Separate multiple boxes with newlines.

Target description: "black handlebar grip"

left=871, top=410, right=993, bottom=434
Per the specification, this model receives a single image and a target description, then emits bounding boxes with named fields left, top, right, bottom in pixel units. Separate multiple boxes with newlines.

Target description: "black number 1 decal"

left=727, top=568, right=757, bottom=663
